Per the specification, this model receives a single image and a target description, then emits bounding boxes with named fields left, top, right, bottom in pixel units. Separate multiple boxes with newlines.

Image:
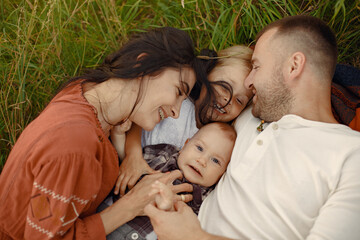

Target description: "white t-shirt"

left=198, top=105, right=360, bottom=240
left=141, top=98, right=198, bottom=148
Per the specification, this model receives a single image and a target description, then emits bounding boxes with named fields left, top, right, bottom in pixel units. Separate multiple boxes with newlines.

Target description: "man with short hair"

left=145, top=15, right=360, bottom=240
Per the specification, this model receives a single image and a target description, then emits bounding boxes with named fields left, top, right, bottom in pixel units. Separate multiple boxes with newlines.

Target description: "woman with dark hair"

left=0, top=27, right=213, bottom=239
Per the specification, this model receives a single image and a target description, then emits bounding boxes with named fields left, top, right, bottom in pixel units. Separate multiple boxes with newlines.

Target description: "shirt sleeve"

left=24, top=153, right=106, bottom=240
left=306, top=149, right=360, bottom=240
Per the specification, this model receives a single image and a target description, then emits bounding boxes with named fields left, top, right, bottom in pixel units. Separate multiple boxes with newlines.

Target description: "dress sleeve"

left=24, top=153, right=106, bottom=240
left=306, top=149, right=360, bottom=240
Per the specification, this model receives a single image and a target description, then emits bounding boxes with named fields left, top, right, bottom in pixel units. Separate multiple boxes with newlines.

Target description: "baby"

left=105, top=122, right=236, bottom=240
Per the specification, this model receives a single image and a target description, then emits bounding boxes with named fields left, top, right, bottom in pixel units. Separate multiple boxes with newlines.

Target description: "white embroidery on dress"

left=60, top=202, right=79, bottom=226
left=56, top=230, right=66, bottom=236
left=33, top=182, right=89, bottom=205
left=27, top=217, right=54, bottom=238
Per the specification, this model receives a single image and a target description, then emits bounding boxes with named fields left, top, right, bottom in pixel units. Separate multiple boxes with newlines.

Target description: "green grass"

left=1, top=0, right=359, bottom=170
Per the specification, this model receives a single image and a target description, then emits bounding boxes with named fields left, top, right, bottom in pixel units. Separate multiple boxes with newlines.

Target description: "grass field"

left=1, top=0, right=359, bottom=170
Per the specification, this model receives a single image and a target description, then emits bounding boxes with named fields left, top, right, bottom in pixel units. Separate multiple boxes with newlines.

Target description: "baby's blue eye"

left=212, top=158, right=220, bottom=165
left=196, top=145, right=203, bottom=151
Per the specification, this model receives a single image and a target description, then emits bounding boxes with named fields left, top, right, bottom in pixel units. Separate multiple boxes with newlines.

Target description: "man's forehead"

left=252, top=28, right=278, bottom=60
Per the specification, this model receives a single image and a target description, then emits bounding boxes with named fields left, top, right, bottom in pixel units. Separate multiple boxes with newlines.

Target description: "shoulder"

left=13, top=105, right=109, bottom=169
left=233, top=104, right=259, bottom=134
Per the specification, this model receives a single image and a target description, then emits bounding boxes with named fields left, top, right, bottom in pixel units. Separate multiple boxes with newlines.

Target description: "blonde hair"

left=216, top=45, right=253, bottom=73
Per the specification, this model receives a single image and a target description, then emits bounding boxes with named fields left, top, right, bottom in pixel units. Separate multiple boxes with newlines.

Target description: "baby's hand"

left=149, top=181, right=174, bottom=211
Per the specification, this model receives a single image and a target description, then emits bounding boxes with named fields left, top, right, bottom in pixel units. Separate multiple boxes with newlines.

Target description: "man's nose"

left=244, top=71, right=254, bottom=90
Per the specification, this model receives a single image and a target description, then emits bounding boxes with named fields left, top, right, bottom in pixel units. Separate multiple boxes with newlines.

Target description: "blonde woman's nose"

left=221, top=96, right=231, bottom=107
left=224, top=96, right=232, bottom=105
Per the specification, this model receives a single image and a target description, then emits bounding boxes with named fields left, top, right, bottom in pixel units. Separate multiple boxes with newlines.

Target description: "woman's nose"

left=170, top=98, right=182, bottom=119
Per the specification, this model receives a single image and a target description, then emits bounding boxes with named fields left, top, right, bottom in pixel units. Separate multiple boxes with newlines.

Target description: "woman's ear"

left=137, top=53, right=148, bottom=61
left=134, top=53, right=148, bottom=74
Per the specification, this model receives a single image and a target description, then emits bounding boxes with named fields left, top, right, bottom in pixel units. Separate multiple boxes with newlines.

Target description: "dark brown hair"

left=62, top=27, right=219, bottom=125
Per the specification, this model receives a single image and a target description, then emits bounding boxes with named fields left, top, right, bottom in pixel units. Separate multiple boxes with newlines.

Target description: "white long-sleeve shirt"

left=199, top=105, right=360, bottom=240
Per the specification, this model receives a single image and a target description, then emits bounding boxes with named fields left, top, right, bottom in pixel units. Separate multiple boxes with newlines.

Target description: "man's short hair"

left=256, top=15, right=338, bottom=79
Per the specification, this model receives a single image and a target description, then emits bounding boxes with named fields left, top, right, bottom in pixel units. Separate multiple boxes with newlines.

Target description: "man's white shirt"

left=199, top=105, right=360, bottom=240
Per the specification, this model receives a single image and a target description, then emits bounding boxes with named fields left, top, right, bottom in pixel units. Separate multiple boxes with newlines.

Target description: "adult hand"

left=115, top=153, right=157, bottom=196
left=145, top=201, right=207, bottom=240
left=121, top=170, right=193, bottom=216
left=101, top=170, right=193, bottom=234
left=149, top=180, right=175, bottom=211
left=149, top=180, right=193, bottom=211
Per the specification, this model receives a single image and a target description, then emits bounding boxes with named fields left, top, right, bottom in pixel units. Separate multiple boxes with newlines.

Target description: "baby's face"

left=196, top=63, right=253, bottom=123
left=177, top=124, right=234, bottom=187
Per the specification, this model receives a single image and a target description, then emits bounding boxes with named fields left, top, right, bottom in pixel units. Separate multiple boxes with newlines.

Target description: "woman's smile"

left=158, top=107, right=167, bottom=121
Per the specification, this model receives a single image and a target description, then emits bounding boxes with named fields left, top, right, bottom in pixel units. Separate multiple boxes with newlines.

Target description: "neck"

left=83, top=78, right=139, bottom=136
left=292, top=78, right=337, bottom=124
left=293, top=102, right=337, bottom=123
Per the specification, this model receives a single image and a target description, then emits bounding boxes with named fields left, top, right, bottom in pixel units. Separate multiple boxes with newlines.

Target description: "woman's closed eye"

left=236, top=98, right=243, bottom=105
left=177, top=87, right=183, bottom=96
left=252, top=65, right=259, bottom=70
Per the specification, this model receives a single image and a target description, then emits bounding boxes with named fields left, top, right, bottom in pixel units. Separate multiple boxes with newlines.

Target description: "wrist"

left=124, top=146, right=143, bottom=157
left=195, top=230, right=227, bottom=240
left=99, top=196, right=136, bottom=234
